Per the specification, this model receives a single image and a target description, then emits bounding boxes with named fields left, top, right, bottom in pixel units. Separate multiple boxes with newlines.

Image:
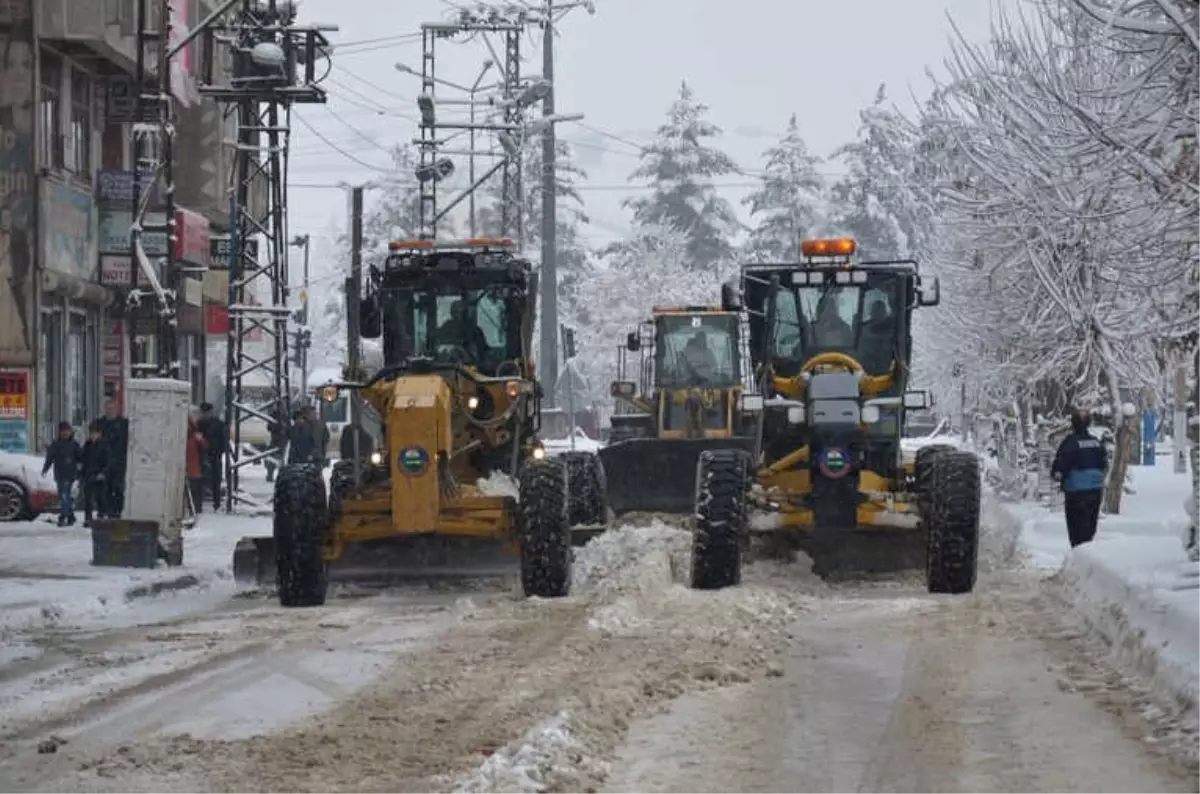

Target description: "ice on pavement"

left=452, top=710, right=601, bottom=794
left=1012, top=451, right=1199, bottom=720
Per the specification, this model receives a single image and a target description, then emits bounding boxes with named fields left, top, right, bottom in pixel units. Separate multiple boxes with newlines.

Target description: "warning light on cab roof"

left=800, top=238, right=856, bottom=257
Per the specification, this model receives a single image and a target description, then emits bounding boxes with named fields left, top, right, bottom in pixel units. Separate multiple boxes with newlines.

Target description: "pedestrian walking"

left=186, top=416, right=208, bottom=515
left=265, top=407, right=288, bottom=482
left=78, top=423, right=110, bottom=526
left=95, top=400, right=129, bottom=517
left=1051, top=408, right=1108, bottom=548
left=41, top=422, right=80, bottom=527
left=287, top=408, right=319, bottom=465
left=196, top=403, right=227, bottom=511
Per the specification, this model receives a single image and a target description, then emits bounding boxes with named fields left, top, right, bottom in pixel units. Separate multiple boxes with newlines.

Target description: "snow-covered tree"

left=741, top=114, right=825, bottom=262
left=622, top=81, right=742, bottom=271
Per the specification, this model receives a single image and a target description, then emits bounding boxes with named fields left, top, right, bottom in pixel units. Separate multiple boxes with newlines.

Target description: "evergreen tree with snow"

left=623, top=81, right=742, bottom=271
left=742, top=114, right=825, bottom=261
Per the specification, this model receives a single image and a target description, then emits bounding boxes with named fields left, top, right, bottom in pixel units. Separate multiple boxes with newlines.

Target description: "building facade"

left=0, top=0, right=237, bottom=453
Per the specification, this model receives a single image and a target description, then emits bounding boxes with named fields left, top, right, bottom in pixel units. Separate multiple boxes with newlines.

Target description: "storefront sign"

left=98, top=210, right=168, bottom=256
left=0, top=0, right=37, bottom=368
left=95, top=168, right=164, bottom=206
left=205, top=302, right=264, bottom=341
left=102, top=320, right=125, bottom=415
left=0, top=368, right=30, bottom=452
left=100, top=253, right=159, bottom=287
left=209, top=234, right=259, bottom=269
left=175, top=207, right=210, bottom=265
left=40, top=179, right=96, bottom=280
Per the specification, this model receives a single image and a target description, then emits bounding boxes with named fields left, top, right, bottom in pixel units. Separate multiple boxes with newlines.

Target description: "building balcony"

left=38, top=0, right=140, bottom=75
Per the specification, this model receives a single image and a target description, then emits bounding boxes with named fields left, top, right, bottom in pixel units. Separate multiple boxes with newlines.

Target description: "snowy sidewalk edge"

left=993, top=498, right=1199, bottom=715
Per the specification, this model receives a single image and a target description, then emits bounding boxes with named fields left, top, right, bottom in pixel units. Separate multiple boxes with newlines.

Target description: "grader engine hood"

left=806, top=371, right=864, bottom=529
left=386, top=374, right=453, bottom=532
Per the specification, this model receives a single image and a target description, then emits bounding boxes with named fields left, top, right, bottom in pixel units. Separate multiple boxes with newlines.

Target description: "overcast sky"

left=287, top=0, right=997, bottom=259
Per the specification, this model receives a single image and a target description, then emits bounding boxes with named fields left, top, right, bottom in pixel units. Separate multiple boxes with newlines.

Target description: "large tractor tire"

left=274, top=464, right=329, bottom=607
left=922, top=448, right=981, bottom=595
left=561, top=450, right=608, bottom=526
left=519, top=458, right=572, bottom=598
left=914, top=443, right=958, bottom=514
left=691, top=449, right=749, bottom=590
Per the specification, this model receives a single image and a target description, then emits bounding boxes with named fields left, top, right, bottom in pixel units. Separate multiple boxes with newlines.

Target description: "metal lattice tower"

left=128, top=0, right=179, bottom=379
left=413, top=13, right=529, bottom=242
left=197, top=0, right=331, bottom=510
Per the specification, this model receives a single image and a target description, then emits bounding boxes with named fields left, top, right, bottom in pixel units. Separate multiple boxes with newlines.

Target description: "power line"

left=292, top=112, right=397, bottom=173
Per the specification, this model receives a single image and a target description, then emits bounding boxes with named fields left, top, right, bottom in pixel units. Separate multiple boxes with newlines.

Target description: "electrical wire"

left=291, top=113, right=397, bottom=174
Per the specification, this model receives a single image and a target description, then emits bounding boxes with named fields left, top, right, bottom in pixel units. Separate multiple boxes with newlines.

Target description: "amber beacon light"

left=801, top=238, right=857, bottom=257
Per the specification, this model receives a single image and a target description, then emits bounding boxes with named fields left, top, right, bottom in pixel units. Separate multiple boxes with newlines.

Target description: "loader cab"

left=613, top=308, right=745, bottom=439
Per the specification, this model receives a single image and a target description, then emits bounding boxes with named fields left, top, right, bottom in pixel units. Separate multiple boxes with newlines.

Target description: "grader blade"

left=758, top=525, right=928, bottom=580
left=599, top=437, right=756, bottom=516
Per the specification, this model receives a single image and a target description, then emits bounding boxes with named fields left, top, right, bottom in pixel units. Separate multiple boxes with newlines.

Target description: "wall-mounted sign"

left=0, top=369, right=31, bottom=452
left=209, top=234, right=259, bottom=269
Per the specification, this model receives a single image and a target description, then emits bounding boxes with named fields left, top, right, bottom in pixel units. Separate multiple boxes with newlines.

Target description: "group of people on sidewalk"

left=40, top=402, right=129, bottom=527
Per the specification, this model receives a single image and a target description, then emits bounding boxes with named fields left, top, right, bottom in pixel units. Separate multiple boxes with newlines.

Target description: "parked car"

left=0, top=450, right=59, bottom=522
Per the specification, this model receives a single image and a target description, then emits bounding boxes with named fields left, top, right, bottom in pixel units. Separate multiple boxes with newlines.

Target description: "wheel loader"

left=688, top=237, right=981, bottom=595
left=232, top=237, right=606, bottom=607
left=599, top=306, right=756, bottom=515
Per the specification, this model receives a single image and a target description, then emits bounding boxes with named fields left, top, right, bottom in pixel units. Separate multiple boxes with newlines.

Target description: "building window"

left=39, top=52, right=63, bottom=170
left=67, top=312, right=91, bottom=433
left=68, top=68, right=93, bottom=178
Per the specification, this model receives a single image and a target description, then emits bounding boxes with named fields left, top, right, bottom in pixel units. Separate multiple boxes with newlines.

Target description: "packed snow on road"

left=0, top=443, right=1195, bottom=793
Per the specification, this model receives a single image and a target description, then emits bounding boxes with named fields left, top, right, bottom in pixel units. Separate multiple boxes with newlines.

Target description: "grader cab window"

left=767, top=279, right=902, bottom=376
left=381, top=286, right=519, bottom=375
left=655, top=314, right=739, bottom=387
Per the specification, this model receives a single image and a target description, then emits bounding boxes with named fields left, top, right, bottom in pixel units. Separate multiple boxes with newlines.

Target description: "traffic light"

left=293, top=288, right=308, bottom=325
left=561, top=325, right=577, bottom=360
left=290, top=328, right=311, bottom=368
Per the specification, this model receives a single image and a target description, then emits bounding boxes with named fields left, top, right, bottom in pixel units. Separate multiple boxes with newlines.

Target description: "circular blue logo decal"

left=818, top=446, right=852, bottom=479
left=398, top=445, right=430, bottom=476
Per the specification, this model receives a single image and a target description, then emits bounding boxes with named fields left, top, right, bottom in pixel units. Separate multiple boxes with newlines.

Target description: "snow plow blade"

left=232, top=529, right=601, bottom=590
left=598, top=437, right=756, bottom=515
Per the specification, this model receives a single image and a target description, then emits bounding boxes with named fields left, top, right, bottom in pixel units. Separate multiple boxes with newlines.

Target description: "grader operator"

left=688, top=237, right=981, bottom=594
left=233, top=237, right=605, bottom=607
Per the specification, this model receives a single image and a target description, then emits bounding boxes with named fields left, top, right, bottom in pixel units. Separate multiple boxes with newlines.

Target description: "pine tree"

left=623, top=81, right=742, bottom=271
left=742, top=114, right=825, bottom=261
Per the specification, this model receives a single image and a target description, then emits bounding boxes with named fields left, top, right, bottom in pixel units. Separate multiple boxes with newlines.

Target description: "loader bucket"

left=598, top=437, right=756, bottom=515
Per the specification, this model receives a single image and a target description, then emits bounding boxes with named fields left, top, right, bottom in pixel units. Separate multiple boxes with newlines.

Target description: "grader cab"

left=232, top=238, right=605, bottom=607
left=599, top=306, right=756, bottom=515
left=688, top=238, right=982, bottom=594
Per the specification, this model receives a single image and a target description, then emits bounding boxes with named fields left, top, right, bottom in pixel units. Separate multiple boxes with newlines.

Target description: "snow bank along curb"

left=0, top=568, right=227, bottom=635
left=998, top=499, right=1199, bottom=717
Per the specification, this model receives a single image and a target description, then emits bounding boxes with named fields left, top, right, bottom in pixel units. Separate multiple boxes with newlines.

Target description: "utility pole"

left=196, top=0, right=333, bottom=510
left=540, top=7, right=558, bottom=407
left=346, top=186, right=364, bottom=486
left=128, top=0, right=178, bottom=380
left=290, top=234, right=311, bottom=396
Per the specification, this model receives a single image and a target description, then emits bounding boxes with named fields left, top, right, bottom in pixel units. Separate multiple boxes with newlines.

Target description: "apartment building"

left=0, top=0, right=241, bottom=452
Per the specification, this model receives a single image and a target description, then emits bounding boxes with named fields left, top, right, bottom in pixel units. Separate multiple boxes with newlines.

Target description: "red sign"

left=0, top=370, right=29, bottom=419
left=205, top=303, right=263, bottom=341
left=175, top=207, right=210, bottom=265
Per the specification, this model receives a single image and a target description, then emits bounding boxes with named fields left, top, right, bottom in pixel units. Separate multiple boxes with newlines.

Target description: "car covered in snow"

left=0, top=450, right=59, bottom=522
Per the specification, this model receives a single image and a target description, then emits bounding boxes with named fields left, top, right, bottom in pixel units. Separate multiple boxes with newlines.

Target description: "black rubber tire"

left=561, top=451, right=608, bottom=526
left=328, top=459, right=355, bottom=518
left=518, top=458, right=572, bottom=598
left=914, top=443, right=957, bottom=514
left=923, top=448, right=981, bottom=595
left=691, top=449, right=749, bottom=590
left=273, top=464, right=329, bottom=607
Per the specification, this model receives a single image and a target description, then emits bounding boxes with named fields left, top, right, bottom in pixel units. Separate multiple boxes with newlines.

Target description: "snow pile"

left=542, top=433, right=604, bottom=456
left=1010, top=454, right=1199, bottom=720
left=572, top=521, right=690, bottom=602
left=452, top=710, right=604, bottom=793
left=477, top=471, right=519, bottom=500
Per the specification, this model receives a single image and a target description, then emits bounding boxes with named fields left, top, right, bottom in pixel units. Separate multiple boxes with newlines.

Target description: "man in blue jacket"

left=1051, top=409, right=1108, bottom=547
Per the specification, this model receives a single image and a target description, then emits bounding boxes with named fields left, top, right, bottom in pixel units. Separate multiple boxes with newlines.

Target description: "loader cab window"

left=655, top=314, right=739, bottom=388
left=382, top=285, right=520, bottom=375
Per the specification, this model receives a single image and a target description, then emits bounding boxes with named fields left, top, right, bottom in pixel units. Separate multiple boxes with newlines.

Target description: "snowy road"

left=0, top=514, right=1196, bottom=793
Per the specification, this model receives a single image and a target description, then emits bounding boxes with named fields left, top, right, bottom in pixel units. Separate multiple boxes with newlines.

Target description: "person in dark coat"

left=1051, top=408, right=1109, bottom=548
left=287, top=409, right=319, bottom=465
left=41, top=422, right=80, bottom=526
left=196, top=402, right=227, bottom=511
left=78, top=423, right=110, bottom=526
left=95, top=400, right=129, bottom=518
left=303, top=405, right=330, bottom=467
left=264, top=408, right=289, bottom=483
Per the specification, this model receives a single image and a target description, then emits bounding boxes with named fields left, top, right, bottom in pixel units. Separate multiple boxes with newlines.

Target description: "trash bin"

left=90, top=519, right=160, bottom=569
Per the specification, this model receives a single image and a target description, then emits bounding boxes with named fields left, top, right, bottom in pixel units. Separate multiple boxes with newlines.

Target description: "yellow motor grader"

left=688, top=237, right=981, bottom=594
left=600, top=306, right=756, bottom=514
left=232, top=237, right=606, bottom=607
